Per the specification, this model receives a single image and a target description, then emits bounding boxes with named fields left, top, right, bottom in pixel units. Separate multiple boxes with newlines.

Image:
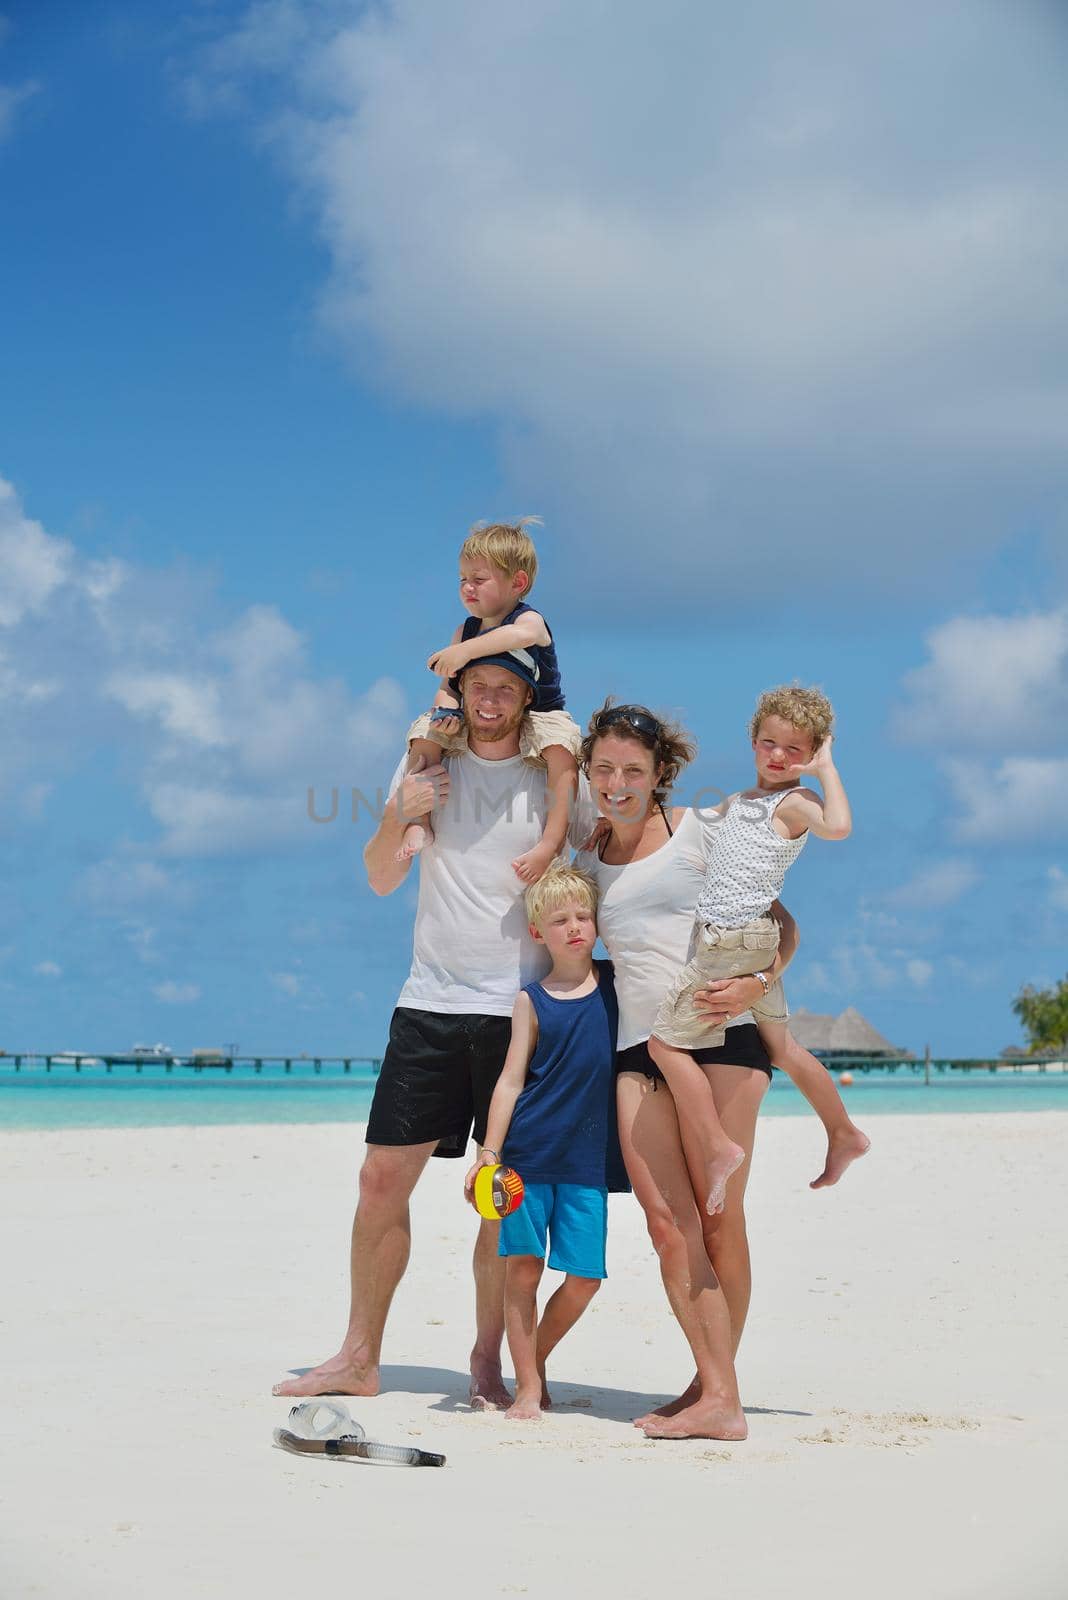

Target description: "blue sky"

left=1, top=0, right=1066, bottom=1057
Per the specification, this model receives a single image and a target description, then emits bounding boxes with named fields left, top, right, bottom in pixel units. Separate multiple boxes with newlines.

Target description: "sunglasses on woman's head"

left=597, top=707, right=662, bottom=738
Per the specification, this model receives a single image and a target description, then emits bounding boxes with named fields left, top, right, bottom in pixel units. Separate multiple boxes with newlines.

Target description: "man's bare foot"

left=640, top=1397, right=747, bottom=1441
left=511, top=838, right=558, bottom=884
left=633, top=1374, right=700, bottom=1427
left=810, top=1125, right=871, bottom=1189
left=706, top=1143, right=746, bottom=1215
left=272, top=1351, right=379, bottom=1398
left=395, top=823, right=430, bottom=863
left=537, top=1366, right=552, bottom=1409
left=469, top=1353, right=511, bottom=1411
left=505, top=1390, right=545, bottom=1421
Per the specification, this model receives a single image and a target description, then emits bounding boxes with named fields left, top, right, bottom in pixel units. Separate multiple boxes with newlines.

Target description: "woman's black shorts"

left=365, top=1007, right=512, bottom=1159
left=616, top=1024, right=773, bottom=1083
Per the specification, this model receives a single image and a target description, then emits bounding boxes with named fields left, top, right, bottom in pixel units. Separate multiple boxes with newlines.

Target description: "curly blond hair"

left=525, top=861, right=598, bottom=931
left=749, top=684, right=834, bottom=749
left=460, top=518, right=542, bottom=594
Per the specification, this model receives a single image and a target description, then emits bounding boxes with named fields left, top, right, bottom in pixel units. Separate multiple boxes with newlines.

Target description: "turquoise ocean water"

left=2, top=1062, right=1066, bottom=1130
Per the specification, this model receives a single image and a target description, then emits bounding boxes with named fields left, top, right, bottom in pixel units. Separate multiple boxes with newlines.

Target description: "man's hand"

left=464, top=1149, right=497, bottom=1209
left=427, top=642, right=471, bottom=678
left=396, top=757, right=449, bottom=824
left=693, top=974, right=764, bottom=1025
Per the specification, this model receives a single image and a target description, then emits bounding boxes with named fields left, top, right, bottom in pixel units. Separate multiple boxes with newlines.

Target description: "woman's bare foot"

left=506, top=1388, right=545, bottom=1421
left=511, top=838, right=558, bottom=884
left=395, top=823, right=430, bottom=863
left=272, top=1351, right=379, bottom=1398
left=469, top=1353, right=511, bottom=1411
left=810, top=1125, right=871, bottom=1189
left=706, top=1143, right=746, bottom=1215
left=640, top=1396, right=747, bottom=1441
left=633, top=1374, right=701, bottom=1427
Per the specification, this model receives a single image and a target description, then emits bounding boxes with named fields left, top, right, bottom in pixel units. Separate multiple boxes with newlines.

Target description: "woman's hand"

left=692, top=973, right=765, bottom=1026
left=580, top=817, right=611, bottom=852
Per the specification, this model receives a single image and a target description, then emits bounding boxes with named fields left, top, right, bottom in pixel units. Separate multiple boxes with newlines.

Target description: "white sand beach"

left=3, top=1111, right=1066, bottom=1600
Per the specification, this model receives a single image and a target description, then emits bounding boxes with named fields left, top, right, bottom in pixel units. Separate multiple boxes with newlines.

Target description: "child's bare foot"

left=511, top=838, right=558, bottom=883
left=468, top=1353, right=511, bottom=1412
left=395, top=823, right=430, bottom=863
left=810, top=1125, right=871, bottom=1189
left=706, top=1143, right=746, bottom=1215
left=506, top=1388, right=545, bottom=1421
left=640, top=1395, right=747, bottom=1441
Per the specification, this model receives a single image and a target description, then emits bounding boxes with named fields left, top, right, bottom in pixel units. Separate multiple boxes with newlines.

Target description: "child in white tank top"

left=649, top=686, right=863, bottom=1216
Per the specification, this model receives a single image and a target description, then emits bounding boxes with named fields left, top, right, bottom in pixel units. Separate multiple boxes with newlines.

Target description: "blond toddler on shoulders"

left=400, top=518, right=582, bottom=883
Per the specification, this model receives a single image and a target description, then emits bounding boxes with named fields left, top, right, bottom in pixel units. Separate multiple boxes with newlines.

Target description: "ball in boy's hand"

left=473, top=1164, right=525, bottom=1220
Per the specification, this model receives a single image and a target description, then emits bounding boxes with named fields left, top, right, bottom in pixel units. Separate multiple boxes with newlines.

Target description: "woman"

left=576, top=701, right=798, bottom=1441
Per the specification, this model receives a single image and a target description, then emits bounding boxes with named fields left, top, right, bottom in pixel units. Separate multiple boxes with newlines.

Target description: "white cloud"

left=272, top=971, right=301, bottom=997
left=797, top=939, right=954, bottom=1005
left=33, top=960, right=62, bottom=978
left=153, top=980, right=201, bottom=1005
left=106, top=671, right=228, bottom=747
left=896, top=610, right=1068, bottom=751
left=944, top=757, right=1068, bottom=843
left=0, top=478, right=74, bottom=625
left=0, top=79, right=39, bottom=143
left=897, top=606, right=1068, bottom=842
left=184, top=1, right=1068, bottom=604
left=1049, top=867, right=1068, bottom=912
left=79, top=858, right=196, bottom=912
left=0, top=476, right=409, bottom=854
left=883, top=859, right=979, bottom=910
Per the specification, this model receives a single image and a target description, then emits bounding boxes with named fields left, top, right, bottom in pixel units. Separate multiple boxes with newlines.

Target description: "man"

left=274, top=652, right=592, bottom=1407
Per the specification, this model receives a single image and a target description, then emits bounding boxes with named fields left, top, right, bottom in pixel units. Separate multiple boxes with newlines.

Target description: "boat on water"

left=107, top=1043, right=177, bottom=1065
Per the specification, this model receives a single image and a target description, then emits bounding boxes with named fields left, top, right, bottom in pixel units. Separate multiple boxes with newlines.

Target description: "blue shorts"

left=498, top=1182, right=608, bottom=1280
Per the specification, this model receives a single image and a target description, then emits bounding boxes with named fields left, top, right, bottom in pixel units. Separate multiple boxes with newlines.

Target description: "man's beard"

left=463, top=699, right=527, bottom=743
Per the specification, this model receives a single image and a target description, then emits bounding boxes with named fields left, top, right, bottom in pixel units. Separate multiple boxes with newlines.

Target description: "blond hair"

left=524, top=861, right=598, bottom=931
left=460, top=517, right=542, bottom=595
left=749, top=684, right=834, bottom=749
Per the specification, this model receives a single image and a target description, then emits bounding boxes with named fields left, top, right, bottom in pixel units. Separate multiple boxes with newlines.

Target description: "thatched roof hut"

left=789, top=1006, right=905, bottom=1057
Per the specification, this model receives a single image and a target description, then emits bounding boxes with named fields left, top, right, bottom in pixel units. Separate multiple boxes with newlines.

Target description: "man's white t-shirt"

left=388, top=751, right=595, bottom=1018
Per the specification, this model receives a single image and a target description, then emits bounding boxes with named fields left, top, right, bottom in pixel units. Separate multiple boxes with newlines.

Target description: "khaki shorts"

left=406, top=707, right=582, bottom=768
left=652, top=916, right=789, bottom=1050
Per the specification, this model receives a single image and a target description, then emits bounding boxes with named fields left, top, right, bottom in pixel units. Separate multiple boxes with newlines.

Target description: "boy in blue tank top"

left=464, top=862, right=627, bottom=1420
left=399, top=519, right=582, bottom=883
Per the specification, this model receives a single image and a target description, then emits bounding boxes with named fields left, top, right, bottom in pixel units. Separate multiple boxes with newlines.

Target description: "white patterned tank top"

left=694, top=788, right=807, bottom=929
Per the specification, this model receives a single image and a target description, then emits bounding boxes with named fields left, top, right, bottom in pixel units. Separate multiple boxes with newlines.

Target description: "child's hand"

left=427, top=643, right=471, bottom=678
left=789, top=734, right=836, bottom=779
left=464, top=1150, right=496, bottom=1209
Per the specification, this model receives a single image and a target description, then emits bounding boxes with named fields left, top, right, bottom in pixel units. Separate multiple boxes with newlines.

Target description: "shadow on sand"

left=275, top=1363, right=811, bottom=1423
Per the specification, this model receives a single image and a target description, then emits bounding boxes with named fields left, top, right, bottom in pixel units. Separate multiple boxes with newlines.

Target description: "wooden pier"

left=0, top=1053, right=382, bottom=1076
